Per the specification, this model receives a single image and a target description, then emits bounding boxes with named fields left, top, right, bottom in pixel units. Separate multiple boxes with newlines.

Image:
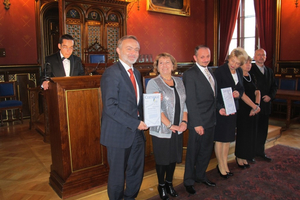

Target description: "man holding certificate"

left=146, top=52, right=187, bottom=200
left=100, top=35, right=148, bottom=200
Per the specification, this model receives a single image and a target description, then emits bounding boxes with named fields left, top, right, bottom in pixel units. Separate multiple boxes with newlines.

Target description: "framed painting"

left=147, top=0, right=190, bottom=17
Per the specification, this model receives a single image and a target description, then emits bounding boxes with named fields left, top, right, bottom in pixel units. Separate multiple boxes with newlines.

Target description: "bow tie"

left=62, top=57, right=69, bottom=61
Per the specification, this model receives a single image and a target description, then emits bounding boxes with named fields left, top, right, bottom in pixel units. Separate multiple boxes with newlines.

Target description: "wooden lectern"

left=46, top=75, right=108, bottom=198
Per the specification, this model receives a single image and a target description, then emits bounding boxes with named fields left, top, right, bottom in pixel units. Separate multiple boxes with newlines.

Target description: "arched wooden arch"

left=65, top=4, right=85, bottom=58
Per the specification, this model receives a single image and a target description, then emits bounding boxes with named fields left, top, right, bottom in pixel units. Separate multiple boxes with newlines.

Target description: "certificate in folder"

left=221, top=87, right=236, bottom=115
left=143, top=93, right=161, bottom=127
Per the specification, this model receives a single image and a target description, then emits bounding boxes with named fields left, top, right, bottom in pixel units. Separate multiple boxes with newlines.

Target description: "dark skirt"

left=152, top=132, right=183, bottom=165
left=214, top=113, right=237, bottom=142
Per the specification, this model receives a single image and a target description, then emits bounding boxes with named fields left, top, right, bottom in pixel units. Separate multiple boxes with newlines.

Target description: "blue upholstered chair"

left=0, top=82, right=23, bottom=126
left=143, top=76, right=154, bottom=93
left=84, top=38, right=109, bottom=64
left=292, top=78, right=300, bottom=113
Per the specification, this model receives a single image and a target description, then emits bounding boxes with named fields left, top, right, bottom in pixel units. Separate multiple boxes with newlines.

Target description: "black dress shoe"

left=216, top=165, right=228, bottom=179
left=226, top=171, right=234, bottom=176
left=158, top=185, right=169, bottom=200
left=185, top=185, right=196, bottom=195
left=202, top=180, right=216, bottom=187
left=257, top=154, right=272, bottom=162
left=236, top=157, right=246, bottom=169
left=165, top=182, right=178, bottom=197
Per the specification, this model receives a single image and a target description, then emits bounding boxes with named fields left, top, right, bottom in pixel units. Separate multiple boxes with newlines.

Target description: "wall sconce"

left=3, top=0, right=10, bottom=10
left=296, top=0, right=299, bottom=8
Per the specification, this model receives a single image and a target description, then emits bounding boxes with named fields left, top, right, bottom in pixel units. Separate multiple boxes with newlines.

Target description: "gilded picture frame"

left=147, top=0, right=190, bottom=17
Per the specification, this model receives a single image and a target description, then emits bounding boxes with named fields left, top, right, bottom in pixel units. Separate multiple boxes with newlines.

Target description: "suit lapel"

left=133, top=68, right=142, bottom=98
left=194, top=65, right=215, bottom=96
left=69, top=55, right=74, bottom=76
left=56, top=52, right=66, bottom=76
left=224, top=64, right=236, bottom=86
left=209, top=67, right=217, bottom=94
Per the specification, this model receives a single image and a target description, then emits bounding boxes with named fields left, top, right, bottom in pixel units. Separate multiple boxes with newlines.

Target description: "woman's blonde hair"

left=228, top=47, right=248, bottom=66
left=153, top=52, right=177, bottom=74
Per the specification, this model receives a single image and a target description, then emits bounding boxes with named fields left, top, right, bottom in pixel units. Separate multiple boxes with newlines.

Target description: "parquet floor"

left=0, top=118, right=299, bottom=200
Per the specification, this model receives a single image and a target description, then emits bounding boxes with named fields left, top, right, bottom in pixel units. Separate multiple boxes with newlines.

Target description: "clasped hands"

left=169, top=122, right=187, bottom=133
left=249, top=105, right=260, bottom=116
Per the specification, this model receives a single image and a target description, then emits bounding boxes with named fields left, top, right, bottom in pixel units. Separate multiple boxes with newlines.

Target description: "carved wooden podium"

left=46, top=75, right=108, bottom=198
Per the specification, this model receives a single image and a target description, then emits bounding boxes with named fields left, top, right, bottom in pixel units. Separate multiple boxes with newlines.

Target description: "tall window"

left=228, top=0, right=257, bottom=58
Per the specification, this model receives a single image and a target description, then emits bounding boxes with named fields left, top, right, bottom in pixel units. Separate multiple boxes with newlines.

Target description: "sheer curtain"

left=218, top=0, right=240, bottom=66
left=254, top=0, right=275, bottom=69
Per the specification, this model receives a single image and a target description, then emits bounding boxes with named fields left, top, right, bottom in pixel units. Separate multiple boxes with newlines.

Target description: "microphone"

left=45, top=62, right=50, bottom=80
left=91, top=61, right=101, bottom=75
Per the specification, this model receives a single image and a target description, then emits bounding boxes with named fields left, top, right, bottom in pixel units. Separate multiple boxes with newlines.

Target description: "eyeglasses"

left=61, top=45, right=74, bottom=51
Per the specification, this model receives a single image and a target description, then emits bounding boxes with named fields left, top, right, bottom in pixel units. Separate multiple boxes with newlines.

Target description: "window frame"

left=229, top=0, right=258, bottom=58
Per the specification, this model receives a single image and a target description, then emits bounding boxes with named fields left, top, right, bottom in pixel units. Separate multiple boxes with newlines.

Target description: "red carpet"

left=148, top=145, right=300, bottom=200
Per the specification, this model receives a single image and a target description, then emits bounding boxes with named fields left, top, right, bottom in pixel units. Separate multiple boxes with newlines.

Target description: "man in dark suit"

left=250, top=48, right=277, bottom=162
left=183, top=45, right=217, bottom=195
left=40, top=34, right=85, bottom=90
left=100, top=35, right=148, bottom=200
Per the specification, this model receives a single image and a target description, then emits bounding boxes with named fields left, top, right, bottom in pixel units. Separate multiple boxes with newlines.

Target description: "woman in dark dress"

left=214, top=47, right=247, bottom=178
left=146, top=53, right=187, bottom=200
left=236, top=56, right=261, bottom=168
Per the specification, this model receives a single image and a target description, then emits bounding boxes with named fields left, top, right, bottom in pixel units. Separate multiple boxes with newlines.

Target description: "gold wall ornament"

left=147, top=0, right=190, bottom=17
left=3, top=0, right=10, bottom=10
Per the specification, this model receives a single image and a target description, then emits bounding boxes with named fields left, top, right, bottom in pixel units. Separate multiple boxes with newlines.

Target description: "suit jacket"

left=100, top=61, right=144, bottom=148
left=250, top=63, right=278, bottom=115
left=183, top=64, right=217, bottom=129
left=214, top=63, right=244, bottom=111
left=40, top=51, right=85, bottom=84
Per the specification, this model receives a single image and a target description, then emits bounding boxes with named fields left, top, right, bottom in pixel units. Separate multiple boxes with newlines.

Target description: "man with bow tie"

left=40, top=34, right=85, bottom=90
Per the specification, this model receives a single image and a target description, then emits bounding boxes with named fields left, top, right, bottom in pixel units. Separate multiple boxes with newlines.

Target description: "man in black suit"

left=183, top=45, right=217, bottom=195
left=100, top=35, right=148, bottom=200
left=41, top=34, right=85, bottom=90
left=250, top=48, right=277, bottom=162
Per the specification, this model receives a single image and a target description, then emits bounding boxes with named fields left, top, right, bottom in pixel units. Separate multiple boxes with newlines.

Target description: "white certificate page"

left=221, top=87, right=236, bottom=115
left=143, top=93, right=161, bottom=127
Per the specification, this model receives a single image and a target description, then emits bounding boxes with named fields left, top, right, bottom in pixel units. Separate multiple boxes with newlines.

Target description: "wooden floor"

left=0, top=117, right=299, bottom=200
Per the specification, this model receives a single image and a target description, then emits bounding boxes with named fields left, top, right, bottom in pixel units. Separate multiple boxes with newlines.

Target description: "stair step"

left=267, top=125, right=282, bottom=141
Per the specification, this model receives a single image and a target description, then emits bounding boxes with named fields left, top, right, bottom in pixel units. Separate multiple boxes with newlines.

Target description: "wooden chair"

left=84, top=38, right=109, bottom=64
left=0, top=82, right=23, bottom=126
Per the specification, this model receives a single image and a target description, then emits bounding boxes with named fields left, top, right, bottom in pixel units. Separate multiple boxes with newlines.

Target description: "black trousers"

left=106, top=131, right=145, bottom=200
left=184, top=126, right=215, bottom=186
left=256, top=113, right=269, bottom=156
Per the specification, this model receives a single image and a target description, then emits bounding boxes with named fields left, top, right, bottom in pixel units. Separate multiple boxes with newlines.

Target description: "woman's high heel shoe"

left=244, top=163, right=250, bottom=168
left=236, top=157, right=246, bottom=169
left=226, top=171, right=234, bottom=176
left=216, top=165, right=228, bottom=179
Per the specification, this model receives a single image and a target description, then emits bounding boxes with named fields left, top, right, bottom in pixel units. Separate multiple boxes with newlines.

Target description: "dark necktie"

left=128, top=68, right=137, bottom=99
